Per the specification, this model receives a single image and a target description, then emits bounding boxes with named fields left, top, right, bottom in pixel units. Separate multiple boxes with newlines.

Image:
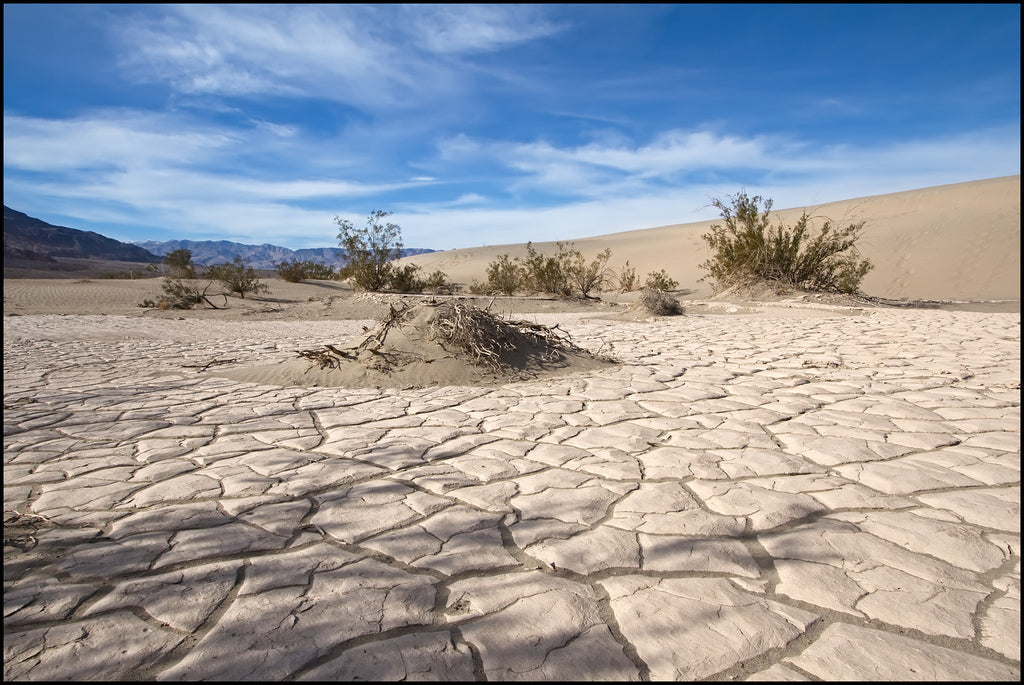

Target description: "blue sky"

left=3, top=4, right=1020, bottom=250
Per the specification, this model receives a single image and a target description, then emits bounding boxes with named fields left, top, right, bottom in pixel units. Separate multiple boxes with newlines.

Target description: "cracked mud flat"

left=3, top=305, right=1020, bottom=681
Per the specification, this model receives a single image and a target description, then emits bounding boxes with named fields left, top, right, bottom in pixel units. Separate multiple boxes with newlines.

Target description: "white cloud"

left=2, top=111, right=236, bottom=171
left=438, top=125, right=1019, bottom=198
left=113, top=4, right=563, bottom=108
left=405, top=4, right=563, bottom=54
left=117, top=5, right=420, bottom=105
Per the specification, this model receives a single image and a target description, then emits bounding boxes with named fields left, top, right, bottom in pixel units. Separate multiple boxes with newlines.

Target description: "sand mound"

left=215, top=299, right=615, bottom=389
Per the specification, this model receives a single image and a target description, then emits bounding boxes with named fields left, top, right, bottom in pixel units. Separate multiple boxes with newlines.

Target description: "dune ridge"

left=396, top=176, right=1020, bottom=302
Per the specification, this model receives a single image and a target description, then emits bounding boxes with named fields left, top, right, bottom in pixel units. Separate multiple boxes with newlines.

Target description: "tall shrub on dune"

left=700, top=192, right=873, bottom=294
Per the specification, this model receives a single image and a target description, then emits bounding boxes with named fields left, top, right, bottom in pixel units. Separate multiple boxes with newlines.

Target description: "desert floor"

left=3, top=280, right=1021, bottom=680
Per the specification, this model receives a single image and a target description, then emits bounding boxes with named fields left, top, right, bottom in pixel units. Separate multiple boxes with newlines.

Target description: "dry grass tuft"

left=638, top=288, right=683, bottom=316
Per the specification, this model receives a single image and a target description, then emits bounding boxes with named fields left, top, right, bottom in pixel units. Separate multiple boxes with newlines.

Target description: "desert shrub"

left=163, top=248, right=196, bottom=279
left=335, top=210, right=403, bottom=291
left=486, top=254, right=524, bottom=295
left=160, top=278, right=203, bottom=308
left=204, top=256, right=269, bottom=299
left=275, top=259, right=338, bottom=282
left=564, top=247, right=613, bottom=299
left=617, top=261, right=639, bottom=292
left=421, top=269, right=454, bottom=294
left=149, top=278, right=223, bottom=309
left=388, top=264, right=425, bottom=293
left=644, top=269, right=678, bottom=291
left=520, top=242, right=574, bottom=296
left=467, top=279, right=490, bottom=295
left=639, top=288, right=683, bottom=316
left=700, top=192, right=873, bottom=294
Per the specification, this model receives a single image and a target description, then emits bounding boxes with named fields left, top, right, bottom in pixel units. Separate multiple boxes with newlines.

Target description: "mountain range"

left=3, top=206, right=436, bottom=272
left=4, top=206, right=161, bottom=263
left=133, top=240, right=436, bottom=269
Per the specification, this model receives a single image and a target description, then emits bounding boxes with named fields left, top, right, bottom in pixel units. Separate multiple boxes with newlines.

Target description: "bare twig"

left=183, top=358, right=238, bottom=371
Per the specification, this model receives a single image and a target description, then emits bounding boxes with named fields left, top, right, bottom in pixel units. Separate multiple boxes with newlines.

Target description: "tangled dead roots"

left=296, top=300, right=597, bottom=376
left=427, top=301, right=582, bottom=371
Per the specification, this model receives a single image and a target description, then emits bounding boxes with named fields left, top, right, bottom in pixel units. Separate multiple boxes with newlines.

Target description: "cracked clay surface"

left=4, top=307, right=1020, bottom=680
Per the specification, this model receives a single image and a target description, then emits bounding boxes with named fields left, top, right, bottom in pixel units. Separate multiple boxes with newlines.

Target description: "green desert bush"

left=644, top=269, right=679, bottom=291
left=100, top=268, right=144, bottom=280
left=388, top=263, right=425, bottom=293
left=421, top=269, right=454, bottom=294
left=617, top=261, right=639, bottom=292
left=467, top=279, right=490, bottom=295
left=275, top=259, right=338, bottom=282
left=484, top=242, right=679, bottom=299
left=335, top=210, right=403, bottom=291
left=520, top=242, right=574, bottom=296
left=204, top=256, right=270, bottom=299
left=163, top=248, right=196, bottom=279
left=491, top=242, right=616, bottom=298
left=486, top=254, right=524, bottom=295
left=700, top=192, right=873, bottom=294
left=564, top=247, right=613, bottom=299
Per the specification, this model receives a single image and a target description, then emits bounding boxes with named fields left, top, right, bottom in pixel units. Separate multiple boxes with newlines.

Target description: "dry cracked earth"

left=3, top=306, right=1020, bottom=680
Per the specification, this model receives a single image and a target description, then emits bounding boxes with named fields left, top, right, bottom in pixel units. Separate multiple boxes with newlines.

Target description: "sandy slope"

left=395, top=176, right=1021, bottom=302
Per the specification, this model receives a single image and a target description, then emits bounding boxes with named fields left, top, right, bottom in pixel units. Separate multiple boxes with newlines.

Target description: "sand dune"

left=396, top=176, right=1021, bottom=302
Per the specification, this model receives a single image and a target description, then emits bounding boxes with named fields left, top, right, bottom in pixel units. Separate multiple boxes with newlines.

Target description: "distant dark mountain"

left=4, top=206, right=161, bottom=263
left=134, top=239, right=436, bottom=269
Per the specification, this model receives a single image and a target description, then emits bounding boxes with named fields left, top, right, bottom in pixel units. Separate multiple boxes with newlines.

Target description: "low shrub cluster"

left=617, top=261, right=638, bottom=293
left=387, top=264, right=454, bottom=294
left=643, top=269, right=678, bottom=292
left=484, top=242, right=611, bottom=298
left=275, top=259, right=338, bottom=282
left=483, top=243, right=676, bottom=299
left=205, top=256, right=270, bottom=299
left=140, top=250, right=270, bottom=309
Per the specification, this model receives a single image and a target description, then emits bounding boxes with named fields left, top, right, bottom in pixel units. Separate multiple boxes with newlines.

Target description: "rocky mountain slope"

left=4, top=206, right=161, bottom=263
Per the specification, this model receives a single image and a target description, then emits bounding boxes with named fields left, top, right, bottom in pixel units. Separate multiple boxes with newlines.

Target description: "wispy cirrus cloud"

left=114, top=4, right=564, bottom=108
left=404, top=4, right=564, bottom=54
left=435, top=125, right=1020, bottom=198
left=2, top=110, right=237, bottom=171
left=2, top=108, right=436, bottom=244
